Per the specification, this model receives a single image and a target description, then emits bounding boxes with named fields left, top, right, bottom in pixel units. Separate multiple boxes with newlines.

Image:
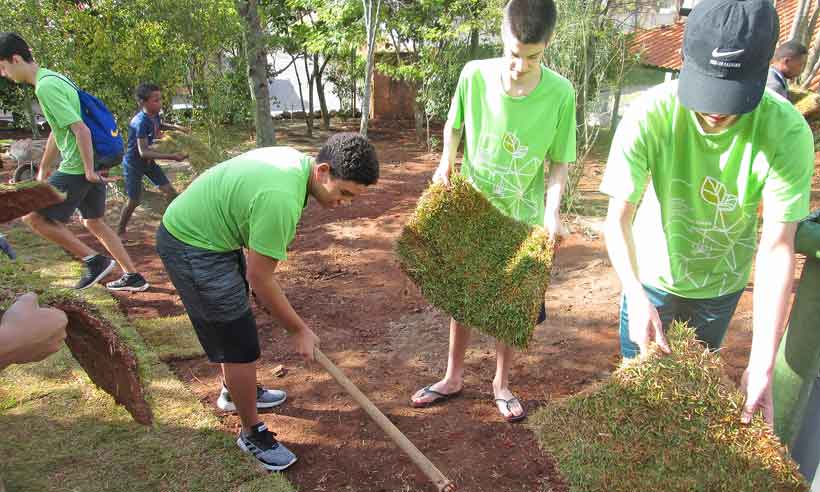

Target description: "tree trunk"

left=303, top=54, right=315, bottom=138
left=469, top=28, right=480, bottom=60
left=412, top=87, right=424, bottom=142
left=359, top=0, right=382, bottom=136
left=235, top=0, right=275, bottom=147
left=23, top=94, right=39, bottom=138
left=790, top=0, right=812, bottom=43
left=292, top=54, right=308, bottom=122
left=315, top=54, right=331, bottom=131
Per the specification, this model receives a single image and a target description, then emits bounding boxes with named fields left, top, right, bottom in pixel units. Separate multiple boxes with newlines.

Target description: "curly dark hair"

left=136, top=83, right=161, bottom=102
left=316, top=132, right=379, bottom=185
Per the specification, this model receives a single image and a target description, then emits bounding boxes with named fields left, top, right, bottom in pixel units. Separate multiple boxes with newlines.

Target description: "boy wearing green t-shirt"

left=410, top=0, right=576, bottom=422
left=157, top=133, right=378, bottom=471
left=601, top=0, right=813, bottom=424
left=0, top=32, right=148, bottom=292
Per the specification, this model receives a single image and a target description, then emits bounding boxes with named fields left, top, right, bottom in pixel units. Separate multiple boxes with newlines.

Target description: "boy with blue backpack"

left=0, top=32, right=148, bottom=291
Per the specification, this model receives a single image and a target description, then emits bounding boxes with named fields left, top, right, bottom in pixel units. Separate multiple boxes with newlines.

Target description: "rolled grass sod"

left=0, top=182, right=64, bottom=223
left=395, top=174, right=554, bottom=348
left=0, top=258, right=152, bottom=424
left=154, top=131, right=225, bottom=175
left=530, top=322, right=807, bottom=492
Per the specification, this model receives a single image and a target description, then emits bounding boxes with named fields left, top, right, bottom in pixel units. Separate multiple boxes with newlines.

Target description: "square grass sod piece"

left=153, top=131, right=224, bottom=175
left=396, top=174, right=554, bottom=348
left=530, top=322, right=807, bottom=492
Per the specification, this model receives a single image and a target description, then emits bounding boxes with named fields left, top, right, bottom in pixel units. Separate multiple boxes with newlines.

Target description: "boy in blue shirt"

left=117, top=83, right=187, bottom=241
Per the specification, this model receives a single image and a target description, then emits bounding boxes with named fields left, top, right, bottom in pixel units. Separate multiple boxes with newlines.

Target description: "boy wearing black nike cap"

left=600, top=0, right=813, bottom=423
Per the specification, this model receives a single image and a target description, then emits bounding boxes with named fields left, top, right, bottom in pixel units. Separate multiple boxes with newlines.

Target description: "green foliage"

left=544, top=0, right=634, bottom=212
left=396, top=175, right=554, bottom=348
left=531, top=322, right=807, bottom=492
left=0, top=0, right=246, bottom=132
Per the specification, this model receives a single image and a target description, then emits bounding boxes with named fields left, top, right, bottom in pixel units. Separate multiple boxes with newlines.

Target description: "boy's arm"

left=741, top=219, right=798, bottom=424
left=69, top=120, right=100, bottom=183
left=603, top=197, right=669, bottom=356
left=245, top=249, right=319, bottom=361
left=432, top=118, right=463, bottom=186
left=137, top=138, right=186, bottom=162
left=544, top=161, right=569, bottom=238
left=36, top=133, right=60, bottom=181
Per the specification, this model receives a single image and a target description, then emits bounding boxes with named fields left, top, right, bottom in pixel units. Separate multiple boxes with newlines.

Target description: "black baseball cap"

left=679, top=0, right=779, bottom=115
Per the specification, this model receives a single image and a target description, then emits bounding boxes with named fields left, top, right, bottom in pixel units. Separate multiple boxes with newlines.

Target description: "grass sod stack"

left=153, top=131, right=225, bottom=175
left=530, top=322, right=807, bottom=492
left=395, top=174, right=554, bottom=349
left=0, top=258, right=152, bottom=424
left=0, top=181, right=64, bottom=224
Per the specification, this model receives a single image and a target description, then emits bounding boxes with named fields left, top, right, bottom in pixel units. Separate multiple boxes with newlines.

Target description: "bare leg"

left=493, top=340, right=524, bottom=419
left=222, top=362, right=260, bottom=432
left=117, top=198, right=140, bottom=239
left=22, top=212, right=95, bottom=259
left=82, top=218, right=137, bottom=273
left=159, top=183, right=177, bottom=204
left=411, top=318, right=470, bottom=404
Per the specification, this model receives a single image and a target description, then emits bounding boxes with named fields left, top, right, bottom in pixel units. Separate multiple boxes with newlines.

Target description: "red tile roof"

left=631, top=0, right=820, bottom=90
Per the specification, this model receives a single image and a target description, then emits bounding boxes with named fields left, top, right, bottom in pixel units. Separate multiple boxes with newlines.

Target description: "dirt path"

left=66, top=124, right=816, bottom=491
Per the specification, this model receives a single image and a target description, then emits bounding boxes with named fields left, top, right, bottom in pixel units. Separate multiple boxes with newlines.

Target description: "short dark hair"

left=502, top=0, right=557, bottom=44
left=0, top=32, right=33, bottom=63
left=136, top=83, right=161, bottom=102
left=774, top=41, right=808, bottom=61
left=316, top=132, right=379, bottom=186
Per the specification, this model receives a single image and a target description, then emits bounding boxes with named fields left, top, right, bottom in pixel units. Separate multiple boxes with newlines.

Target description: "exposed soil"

left=33, top=122, right=820, bottom=491
left=58, top=301, right=153, bottom=425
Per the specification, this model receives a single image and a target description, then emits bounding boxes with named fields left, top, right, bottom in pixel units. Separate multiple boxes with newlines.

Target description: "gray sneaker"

left=217, top=383, right=287, bottom=412
left=236, top=422, right=297, bottom=471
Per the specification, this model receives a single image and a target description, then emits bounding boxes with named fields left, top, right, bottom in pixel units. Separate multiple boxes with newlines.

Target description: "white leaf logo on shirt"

left=718, top=194, right=738, bottom=213
left=700, top=176, right=738, bottom=212
left=501, top=132, right=528, bottom=159
left=700, top=176, right=726, bottom=206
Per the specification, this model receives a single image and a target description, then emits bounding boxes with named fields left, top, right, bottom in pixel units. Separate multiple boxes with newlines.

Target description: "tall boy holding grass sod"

left=117, top=83, right=188, bottom=242
left=0, top=33, right=149, bottom=292
left=410, top=0, right=576, bottom=422
left=601, top=0, right=813, bottom=424
left=157, top=133, right=379, bottom=471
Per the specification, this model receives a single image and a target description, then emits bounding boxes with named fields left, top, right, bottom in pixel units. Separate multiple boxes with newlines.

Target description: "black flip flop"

left=410, top=385, right=462, bottom=408
left=495, top=397, right=527, bottom=423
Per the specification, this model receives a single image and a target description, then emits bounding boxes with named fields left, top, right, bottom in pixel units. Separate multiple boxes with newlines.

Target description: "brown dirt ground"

left=8, top=122, right=820, bottom=491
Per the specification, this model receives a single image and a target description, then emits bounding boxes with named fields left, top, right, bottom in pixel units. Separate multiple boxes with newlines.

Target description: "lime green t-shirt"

left=601, top=82, right=814, bottom=299
left=34, top=68, right=84, bottom=175
left=162, top=147, right=312, bottom=260
left=448, top=58, right=577, bottom=226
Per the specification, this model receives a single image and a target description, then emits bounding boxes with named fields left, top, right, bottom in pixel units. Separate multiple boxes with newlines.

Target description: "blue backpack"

left=41, top=74, right=124, bottom=170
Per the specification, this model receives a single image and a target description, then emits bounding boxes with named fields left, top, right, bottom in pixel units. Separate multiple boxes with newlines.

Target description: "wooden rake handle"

left=314, top=348, right=456, bottom=492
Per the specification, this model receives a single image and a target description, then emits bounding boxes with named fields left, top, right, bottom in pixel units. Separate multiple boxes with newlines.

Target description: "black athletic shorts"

left=38, top=171, right=106, bottom=223
left=156, top=223, right=260, bottom=363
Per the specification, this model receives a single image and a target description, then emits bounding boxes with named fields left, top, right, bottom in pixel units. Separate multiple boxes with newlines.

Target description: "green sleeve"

left=248, top=191, right=299, bottom=261
left=599, top=100, right=651, bottom=204
left=36, top=79, right=81, bottom=130
left=447, top=63, right=470, bottom=130
left=548, top=85, right=577, bottom=164
left=762, top=120, right=814, bottom=222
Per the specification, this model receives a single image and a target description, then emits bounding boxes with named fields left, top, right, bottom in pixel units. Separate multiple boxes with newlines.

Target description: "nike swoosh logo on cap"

left=712, top=48, right=745, bottom=58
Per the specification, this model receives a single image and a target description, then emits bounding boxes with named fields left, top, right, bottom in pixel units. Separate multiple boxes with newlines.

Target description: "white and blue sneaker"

left=237, top=422, right=297, bottom=471
left=217, top=382, right=287, bottom=412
